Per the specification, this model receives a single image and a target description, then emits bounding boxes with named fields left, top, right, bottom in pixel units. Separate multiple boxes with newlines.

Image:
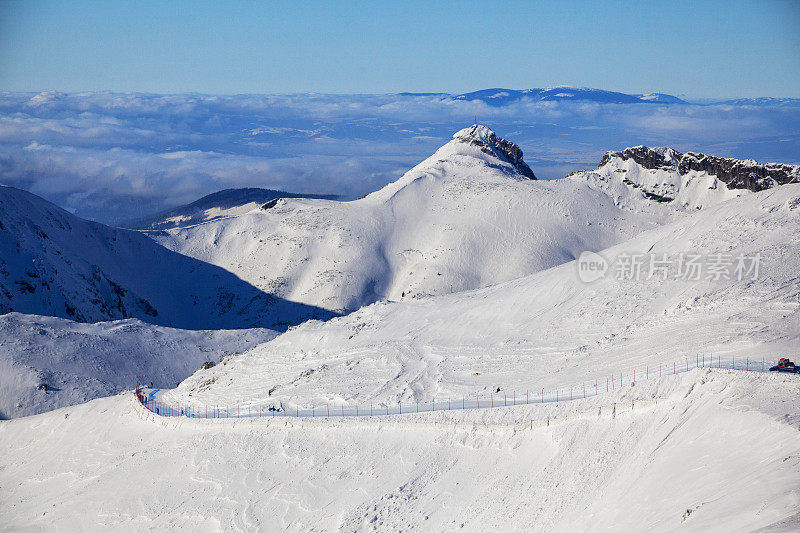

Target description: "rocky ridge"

left=599, top=146, right=800, bottom=192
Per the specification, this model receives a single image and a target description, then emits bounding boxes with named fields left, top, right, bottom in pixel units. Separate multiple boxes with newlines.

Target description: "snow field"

left=1, top=370, right=797, bottom=531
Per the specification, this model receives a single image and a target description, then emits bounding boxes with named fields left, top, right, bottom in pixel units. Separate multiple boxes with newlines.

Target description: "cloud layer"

left=1, top=91, right=798, bottom=223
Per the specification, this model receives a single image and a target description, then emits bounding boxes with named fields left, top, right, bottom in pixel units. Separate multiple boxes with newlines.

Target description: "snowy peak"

left=599, top=146, right=800, bottom=192
left=365, top=125, right=536, bottom=203
left=568, top=145, right=800, bottom=214
left=450, top=125, right=536, bottom=179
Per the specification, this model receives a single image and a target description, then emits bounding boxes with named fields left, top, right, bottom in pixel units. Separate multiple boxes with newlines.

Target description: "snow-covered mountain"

left=6, top=183, right=797, bottom=530
left=122, top=188, right=339, bottom=231
left=0, top=185, right=333, bottom=330
left=0, top=312, right=276, bottom=419
left=154, top=125, right=660, bottom=314
left=168, top=183, right=800, bottom=410
left=3, top=121, right=800, bottom=529
left=570, top=145, right=800, bottom=212
left=453, top=87, right=686, bottom=106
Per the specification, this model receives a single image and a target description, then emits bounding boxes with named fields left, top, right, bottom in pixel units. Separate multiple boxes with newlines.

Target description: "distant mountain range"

left=399, top=87, right=800, bottom=107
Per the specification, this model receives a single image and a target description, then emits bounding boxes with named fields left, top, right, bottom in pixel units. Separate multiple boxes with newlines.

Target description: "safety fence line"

left=136, top=355, right=773, bottom=419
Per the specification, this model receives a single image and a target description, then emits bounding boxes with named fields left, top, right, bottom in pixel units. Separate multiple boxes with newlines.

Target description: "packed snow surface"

left=1, top=371, right=798, bottom=530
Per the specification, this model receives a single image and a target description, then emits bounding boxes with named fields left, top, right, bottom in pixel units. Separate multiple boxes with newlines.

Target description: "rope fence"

left=136, top=355, right=776, bottom=420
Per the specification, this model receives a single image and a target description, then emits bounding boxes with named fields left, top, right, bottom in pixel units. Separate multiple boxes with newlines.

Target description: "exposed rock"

left=453, top=125, right=537, bottom=180
left=599, top=146, right=800, bottom=192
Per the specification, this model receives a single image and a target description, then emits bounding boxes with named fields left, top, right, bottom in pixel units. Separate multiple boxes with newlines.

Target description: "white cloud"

left=0, top=92, right=797, bottom=223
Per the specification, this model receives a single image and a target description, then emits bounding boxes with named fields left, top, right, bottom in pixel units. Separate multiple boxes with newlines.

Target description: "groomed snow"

left=1, top=370, right=797, bottom=530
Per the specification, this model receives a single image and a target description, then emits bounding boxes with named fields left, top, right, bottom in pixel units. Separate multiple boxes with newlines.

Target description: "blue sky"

left=1, top=0, right=799, bottom=97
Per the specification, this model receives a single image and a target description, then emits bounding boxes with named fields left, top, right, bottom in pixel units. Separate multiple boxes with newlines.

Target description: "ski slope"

left=1, top=370, right=797, bottom=530
left=164, top=184, right=800, bottom=413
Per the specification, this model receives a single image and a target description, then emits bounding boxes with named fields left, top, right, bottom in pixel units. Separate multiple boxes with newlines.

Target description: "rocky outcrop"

left=453, top=125, right=537, bottom=180
left=599, top=146, right=800, bottom=192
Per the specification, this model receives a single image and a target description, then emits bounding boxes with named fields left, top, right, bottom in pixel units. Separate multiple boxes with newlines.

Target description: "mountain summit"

left=451, top=125, right=536, bottom=179
left=154, top=126, right=652, bottom=313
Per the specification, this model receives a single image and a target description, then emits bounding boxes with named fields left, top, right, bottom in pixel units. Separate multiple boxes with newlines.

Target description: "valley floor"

left=2, top=369, right=798, bottom=531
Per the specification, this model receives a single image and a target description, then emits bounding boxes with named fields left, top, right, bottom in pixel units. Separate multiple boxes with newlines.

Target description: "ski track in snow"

left=1, top=370, right=798, bottom=531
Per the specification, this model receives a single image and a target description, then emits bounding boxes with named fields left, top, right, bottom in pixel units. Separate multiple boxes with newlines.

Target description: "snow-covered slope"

left=0, top=185, right=333, bottom=329
left=155, top=126, right=659, bottom=314
left=122, top=188, right=338, bottom=231
left=0, top=312, right=276, bottom=419
left=1, top=358, right=797, bottom=530
left=2, top=171, right=799, bottom=530
left=166, top=183, right=800, bottom=410
left=570, top=145, right=800, bottom=213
